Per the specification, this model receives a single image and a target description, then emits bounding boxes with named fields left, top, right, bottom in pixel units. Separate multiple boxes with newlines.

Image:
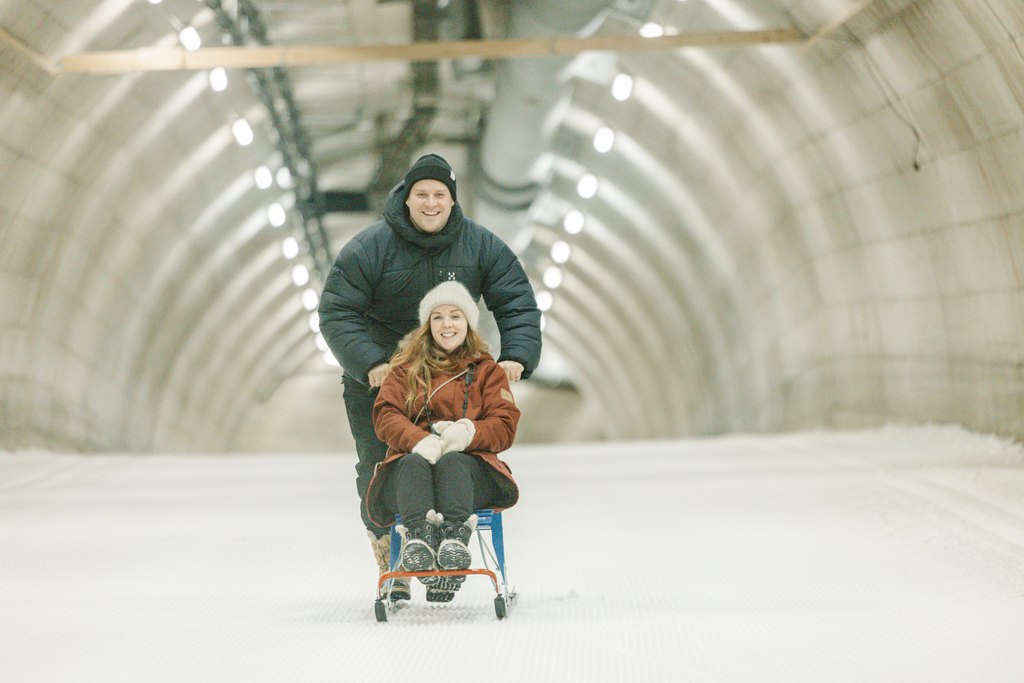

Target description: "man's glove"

left=440, top=418, right=476, bottom=454
left=429, top=421, right=454, bottom=436
left=412, top=434, right=443, bottom=465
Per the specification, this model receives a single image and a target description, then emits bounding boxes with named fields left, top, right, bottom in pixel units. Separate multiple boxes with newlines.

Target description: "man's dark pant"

left=342, top=374, right=390, bottom=538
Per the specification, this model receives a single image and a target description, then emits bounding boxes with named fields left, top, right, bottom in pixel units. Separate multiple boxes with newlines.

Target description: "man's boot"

left=369, top=531, right=410, bottom=601
left=401, top=510, right=442, bottom=584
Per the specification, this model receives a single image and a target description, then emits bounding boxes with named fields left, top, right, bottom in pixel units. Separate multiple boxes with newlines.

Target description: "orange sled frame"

left=374, top=509, right=517, bottom=621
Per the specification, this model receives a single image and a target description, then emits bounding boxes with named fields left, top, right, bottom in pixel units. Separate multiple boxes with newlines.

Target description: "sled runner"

left=374, top=509, right=516, bottom=621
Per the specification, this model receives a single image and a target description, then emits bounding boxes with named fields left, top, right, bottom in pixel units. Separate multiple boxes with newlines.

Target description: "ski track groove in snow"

left=1, top=425, right=1023, bottom=682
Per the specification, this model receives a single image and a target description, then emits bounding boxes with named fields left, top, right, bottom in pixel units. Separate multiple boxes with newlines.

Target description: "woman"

left=367, top=281, right=521, bottom=602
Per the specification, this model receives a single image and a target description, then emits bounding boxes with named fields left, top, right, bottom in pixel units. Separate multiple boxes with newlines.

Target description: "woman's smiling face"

left=429, top=304, right=468, bottom=352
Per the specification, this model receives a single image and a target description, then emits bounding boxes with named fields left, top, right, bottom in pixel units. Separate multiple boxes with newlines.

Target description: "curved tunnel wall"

left=530, top=1, right=1024, bottom=440
left=1, top=7, right=315, bottom=451
left=0, top=0, right=1021, bottom=452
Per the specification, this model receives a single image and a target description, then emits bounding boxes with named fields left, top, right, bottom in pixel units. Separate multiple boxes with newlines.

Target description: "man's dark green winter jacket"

left=318, top=182, right=542, bottom=385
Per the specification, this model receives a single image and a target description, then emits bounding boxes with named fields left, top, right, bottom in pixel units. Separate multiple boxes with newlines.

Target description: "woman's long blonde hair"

left=389, top=319, right=489, bottom=418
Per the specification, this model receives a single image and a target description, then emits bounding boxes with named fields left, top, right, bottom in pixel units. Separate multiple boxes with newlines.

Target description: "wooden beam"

left=0, top=25, right=59, bottom=75
left=59, top=28, right=805, bottom=75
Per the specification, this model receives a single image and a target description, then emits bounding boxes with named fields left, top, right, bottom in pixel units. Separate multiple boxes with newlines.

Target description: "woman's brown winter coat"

left=365, top=352, right=520, bottom=528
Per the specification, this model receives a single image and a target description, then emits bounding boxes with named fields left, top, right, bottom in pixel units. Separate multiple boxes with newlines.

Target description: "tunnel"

left=2, top=0, right=1020, bottom=451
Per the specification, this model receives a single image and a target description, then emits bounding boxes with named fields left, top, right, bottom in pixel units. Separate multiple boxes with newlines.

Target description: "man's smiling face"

left=405, top=179, right=454, bottom=234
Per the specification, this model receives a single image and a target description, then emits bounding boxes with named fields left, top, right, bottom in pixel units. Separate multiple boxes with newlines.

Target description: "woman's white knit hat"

left=418, top=281, right=480, bottom=329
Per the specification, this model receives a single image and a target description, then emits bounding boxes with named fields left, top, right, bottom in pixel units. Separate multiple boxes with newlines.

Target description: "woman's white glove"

left=429, top=421, right=454, bottom=436
left=412, top=434, right=443, bottom=465
left=440, top=418, right=476, bottom=454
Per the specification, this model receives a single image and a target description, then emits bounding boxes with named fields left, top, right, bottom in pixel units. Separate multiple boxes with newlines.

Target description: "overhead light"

left=307, top=311, right=320, bottom=333
left=577, top=173, right=598, bottom=199
left=208, top=67, right=227, bottom=92
left=179, top=26, right=201, bottom=51
left=536, top=290, right=553, bottom=312
left=254, top=165, right=273, bottom=189
left=639, top=23, right=664, bottom=38
left=563, top=210, right=584, bottom=235
left=323, top=349, right=340, bottom=367
left=593, top=126, right=615, bottom=153
left=543, top=266, right=562, bottom=289
left=281, top=236, right=299, bottom=259
left=276, top=167, right=292, bottom=188
left=301, top=288, right=319, bottom=311
left=292, top=263, right=310, bottom=287
left=314, top=333, right=328, bottom=352
left=267, top=202, right=286, bottom=227
left=551, top=240, right=571, bottom=264
left=612, top=73, right=633, bottom=101
left=147, top=0, right=162, bottom=4
left=540, top=313, right=547, bottom=332
left=232, top=118, right=254, bottom=146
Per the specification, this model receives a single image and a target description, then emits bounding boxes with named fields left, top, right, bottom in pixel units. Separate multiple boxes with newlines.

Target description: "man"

left=318, top=153, right=542, bottom=600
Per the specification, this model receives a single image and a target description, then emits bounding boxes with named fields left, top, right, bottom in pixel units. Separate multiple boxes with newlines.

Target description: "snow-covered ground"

left=2, top=425, right=1024, bottom=682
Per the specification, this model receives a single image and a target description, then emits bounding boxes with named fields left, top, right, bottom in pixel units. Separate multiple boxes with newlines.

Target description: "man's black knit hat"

left=404, top=153, right=457, bottom=201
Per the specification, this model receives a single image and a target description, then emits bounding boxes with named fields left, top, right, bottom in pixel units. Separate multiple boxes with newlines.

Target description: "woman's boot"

left=401, top=510, right=442, bottom=584
left=437, top=514, right=477, bottom=581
